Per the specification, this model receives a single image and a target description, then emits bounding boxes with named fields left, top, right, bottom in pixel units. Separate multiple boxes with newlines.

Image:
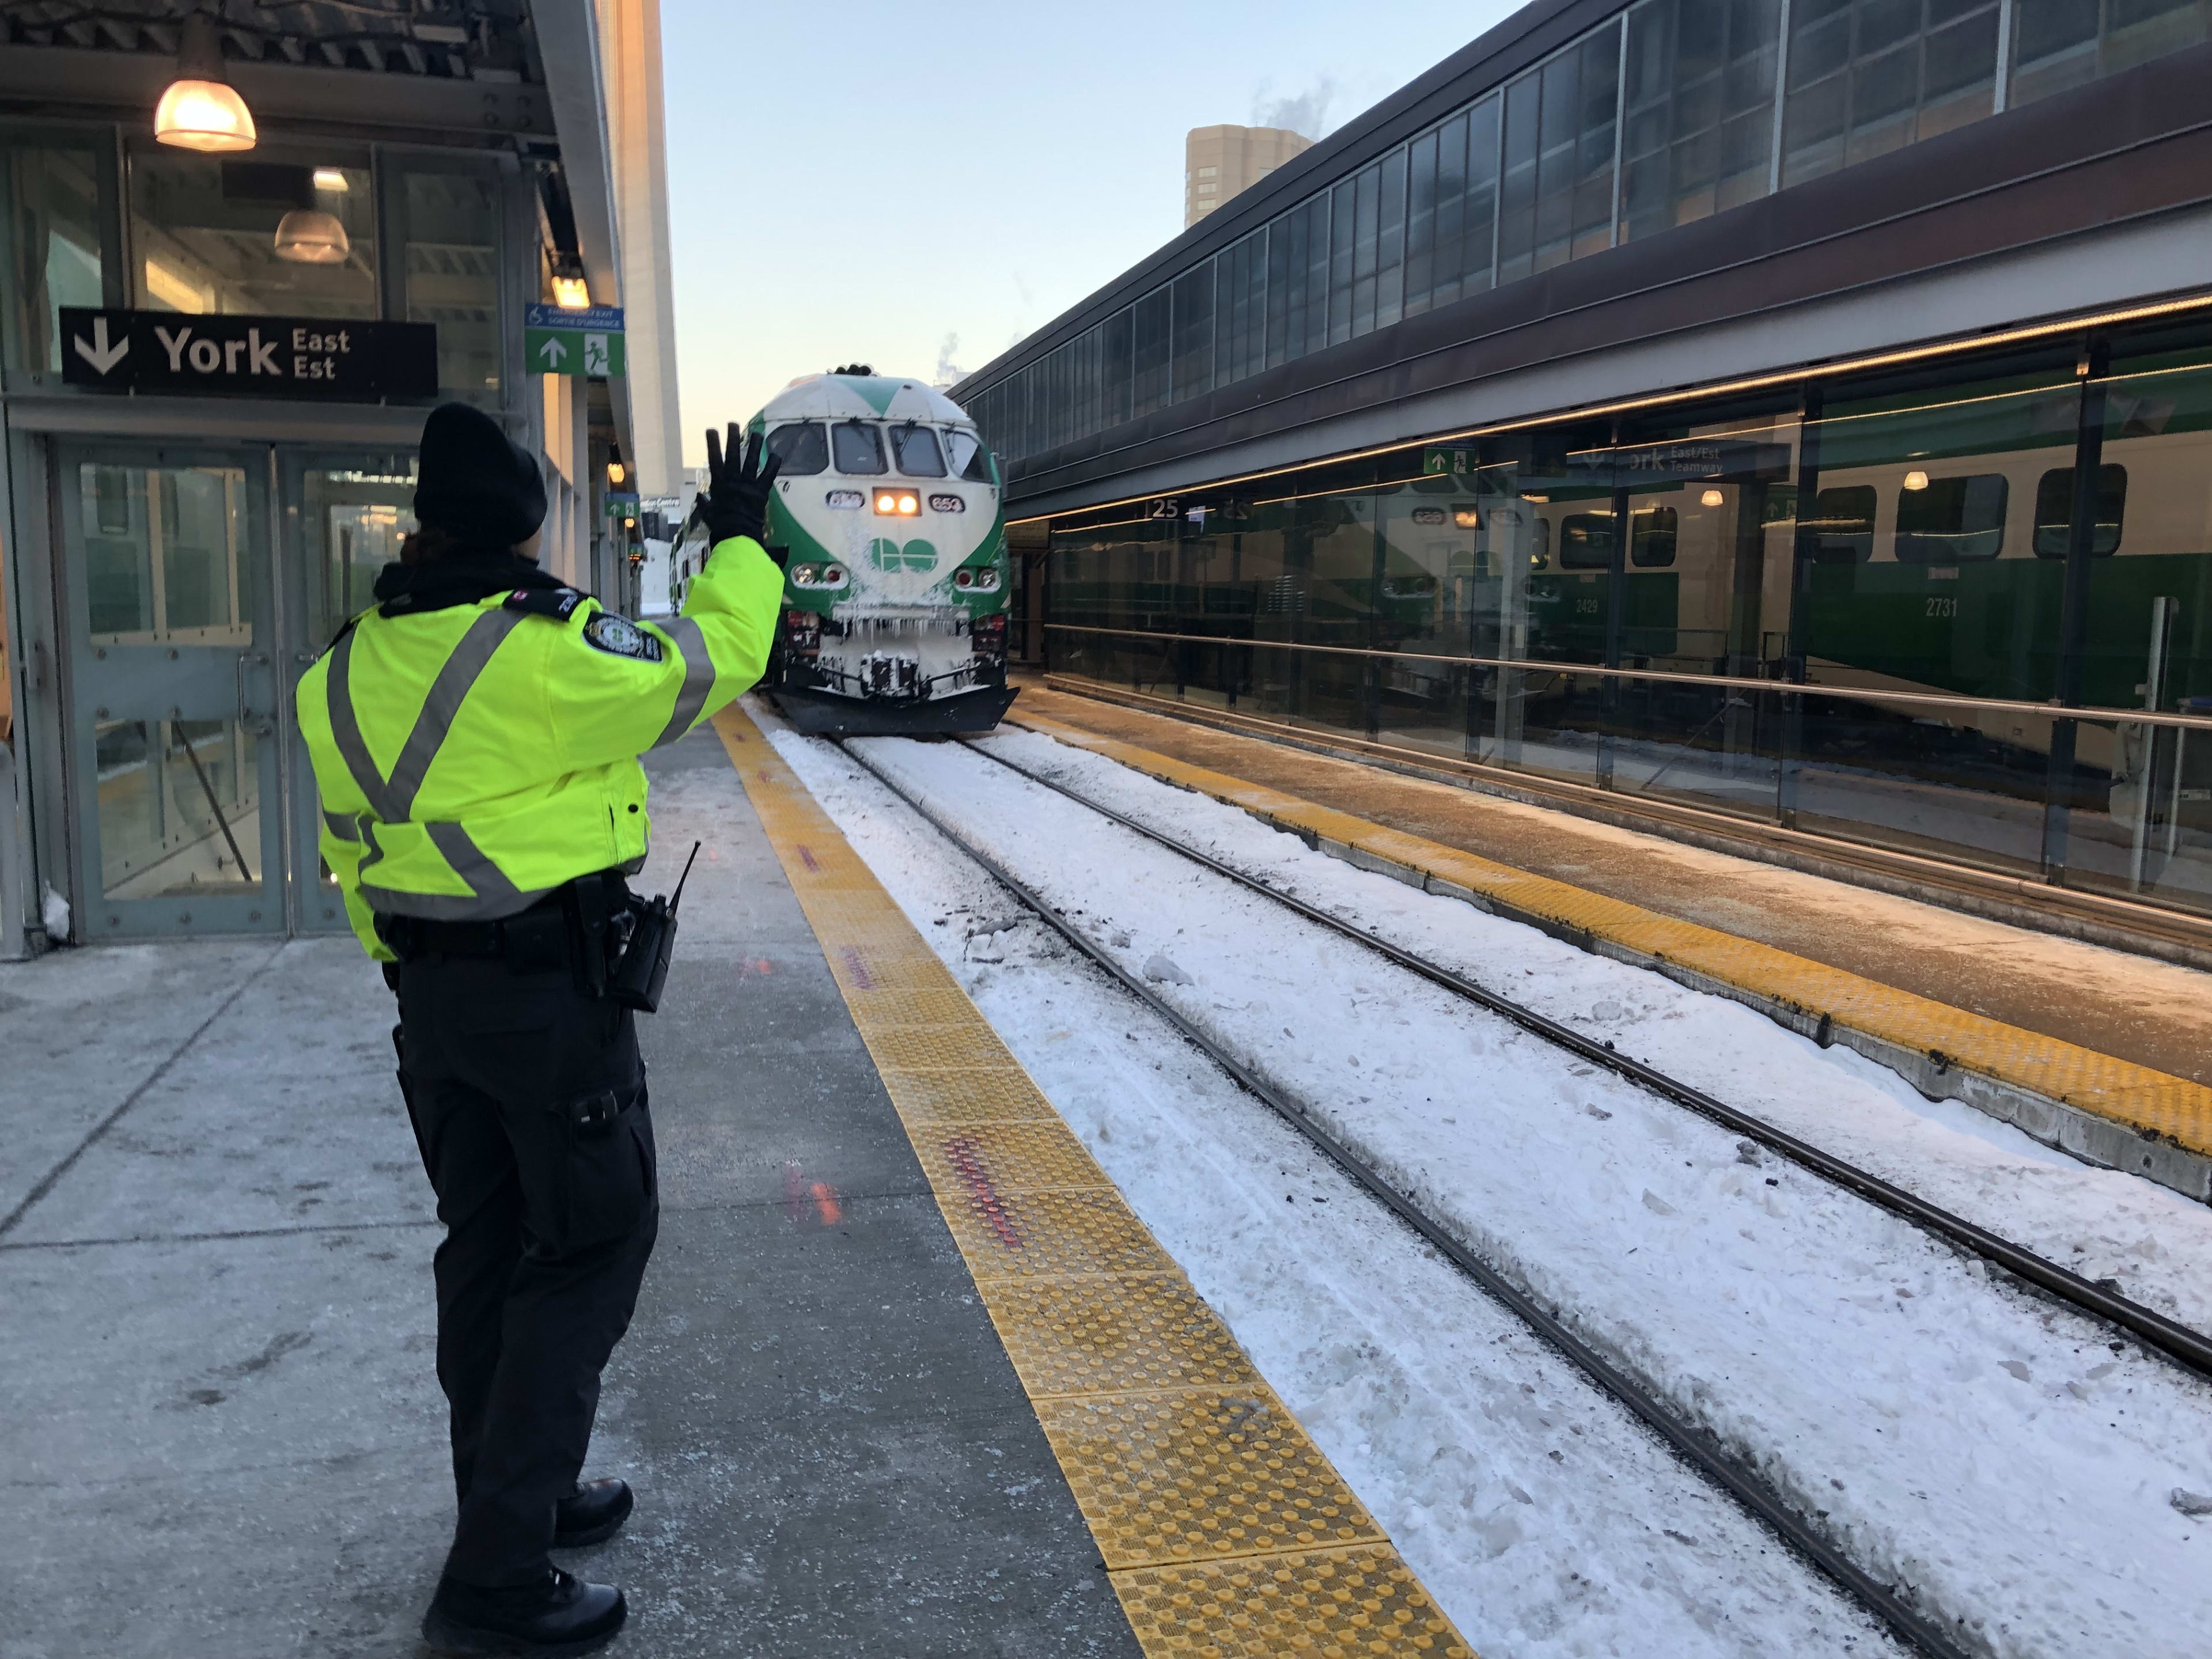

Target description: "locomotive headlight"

left=899, top=493, right=919, bottom=514
left=954, top=568, right=974, bottom=589
left=874, top=490, right=921, bottom=516
left=825, top=489, right=864, bottom=509
left=789, top=563, right=821, bottom=585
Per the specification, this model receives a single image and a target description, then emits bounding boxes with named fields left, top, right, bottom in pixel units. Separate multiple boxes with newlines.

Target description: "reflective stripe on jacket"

left=296, top=536, right=783, bottom=960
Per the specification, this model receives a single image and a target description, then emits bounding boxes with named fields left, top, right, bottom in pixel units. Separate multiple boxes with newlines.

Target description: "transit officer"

left=296, top=403, right=783, bottom=1655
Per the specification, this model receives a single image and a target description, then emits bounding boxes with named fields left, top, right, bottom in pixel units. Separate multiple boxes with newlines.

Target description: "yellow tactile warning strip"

left=713, top=703, right=1475, bottom=1658
left=1007, top=707, right=2212, bottom=1161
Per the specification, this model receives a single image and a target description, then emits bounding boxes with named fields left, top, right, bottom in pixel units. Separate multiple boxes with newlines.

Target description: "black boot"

left=421, top=1568, right=627, bottom=1656
left=555, top=1479, right=634, bottom=1549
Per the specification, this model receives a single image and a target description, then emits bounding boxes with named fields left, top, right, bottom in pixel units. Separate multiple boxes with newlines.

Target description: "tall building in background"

left=1184, top=125, right=1312, bottom=228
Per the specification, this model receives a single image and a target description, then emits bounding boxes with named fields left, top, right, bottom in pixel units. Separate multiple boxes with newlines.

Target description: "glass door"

left=278, top=449, right=419, bottom=935
left=57, top=444, right=283, bottom=937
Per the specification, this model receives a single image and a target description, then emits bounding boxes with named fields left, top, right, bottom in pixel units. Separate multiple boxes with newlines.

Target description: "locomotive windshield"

left=832, top=421, right=886, bottom=474
left=946, top=430, right=994, bottom=483
left=766, top=422, right=828, bottom=475
left=891, top=424, right=946, bottom=477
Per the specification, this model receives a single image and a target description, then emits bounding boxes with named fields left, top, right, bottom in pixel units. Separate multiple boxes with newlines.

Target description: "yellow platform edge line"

left=1005, top=707, right=2212, bottom=1158
left=711, top=703, right=1477, bottom=1658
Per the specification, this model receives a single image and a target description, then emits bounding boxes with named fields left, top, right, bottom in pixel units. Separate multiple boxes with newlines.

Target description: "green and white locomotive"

left=672, top=370, right=1016, bottom=735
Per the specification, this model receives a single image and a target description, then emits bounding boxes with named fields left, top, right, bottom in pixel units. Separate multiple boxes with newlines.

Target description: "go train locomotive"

left=671, top=370, right=1016, bottom=736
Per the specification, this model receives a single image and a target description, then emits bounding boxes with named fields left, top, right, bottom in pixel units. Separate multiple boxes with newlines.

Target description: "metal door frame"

left=52, top=437, right=287, bottom=939
left=276, top=444, right=419, bottom=937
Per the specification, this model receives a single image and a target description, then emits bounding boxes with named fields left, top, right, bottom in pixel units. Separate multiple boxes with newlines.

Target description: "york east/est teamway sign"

left=59, top=308, right=437, bottom=399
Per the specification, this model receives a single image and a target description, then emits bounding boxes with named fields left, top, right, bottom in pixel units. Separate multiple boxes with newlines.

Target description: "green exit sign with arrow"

left=525, top=302, right=625, bottom=377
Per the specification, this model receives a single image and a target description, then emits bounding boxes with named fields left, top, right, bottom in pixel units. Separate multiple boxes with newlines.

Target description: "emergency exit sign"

left=525, top=302, right=625, bottom=377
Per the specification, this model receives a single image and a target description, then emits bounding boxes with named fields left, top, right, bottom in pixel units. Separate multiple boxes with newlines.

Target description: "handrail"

left=1044, top=622, right=2212, bottom=734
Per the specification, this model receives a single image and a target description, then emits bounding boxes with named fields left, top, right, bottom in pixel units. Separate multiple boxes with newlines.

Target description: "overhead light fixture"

left=1700, top=488, right=1725, bottom=507
left=312, top=168, right=350, bottom=193
left=1903, top=470, right=1931, bottom=491
left=607, top=447, right=627, bottom=487
left=155, top=12, right=257, bottom=153
left=274, top=209, right=351, bottom=264
left=551, top=274, right=592, bottom=310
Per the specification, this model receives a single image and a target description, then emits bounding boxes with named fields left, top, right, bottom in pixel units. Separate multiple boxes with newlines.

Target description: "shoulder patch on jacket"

left=502, top=587, right=586, bottom=619
left=581, top=612, right=664, bottom=661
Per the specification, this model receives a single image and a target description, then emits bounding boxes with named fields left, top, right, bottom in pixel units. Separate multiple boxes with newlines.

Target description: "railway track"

left=834, top=731, right=2212, bottom=1659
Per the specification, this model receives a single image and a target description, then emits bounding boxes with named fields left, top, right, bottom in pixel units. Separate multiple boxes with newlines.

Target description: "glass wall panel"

left=1498, top=21, right=1623, bottom=285
left=1781, top=0, right=2002, bottom=187
left=1621, top=0, right=1783, bottom=244
left=1171, top=263, right=1215, bottom=403
left=1132, top=286, right=1172, bottom=416
left=2049, top=329, right=2212, bottom=911
left=1789, top=357, right=2082, bottom=873
left=1215, top=229, right=1267, bottom=386
left=1327, top=179, right=1357, bottom=346
left=400, top=161, right=502, bottom=402
left=5, top=140, right=106, bottom=374
left=1101, top=306, right=1134, bottom=429
left=1350, top=164, right=1381, bottom=338
left=1376, top=148, right=1408, bottom=329
left=130, top=149, right=377, bottom=319
left=2010, top=0, right=2210, bottom=107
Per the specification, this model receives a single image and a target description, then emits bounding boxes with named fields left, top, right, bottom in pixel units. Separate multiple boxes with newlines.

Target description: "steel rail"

left=836, top=737, right=1977, bottom=1659
left=956, top=734, right=2212, bottom=1385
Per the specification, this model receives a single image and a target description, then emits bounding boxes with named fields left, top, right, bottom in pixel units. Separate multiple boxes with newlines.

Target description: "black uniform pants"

left=392, top=950, right=658, bottom=1589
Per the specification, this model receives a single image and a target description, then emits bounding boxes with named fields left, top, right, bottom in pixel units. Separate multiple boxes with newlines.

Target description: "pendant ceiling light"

left=154, top=13, right=257, bottom=153
left=274, top=208, right=351, bottom=264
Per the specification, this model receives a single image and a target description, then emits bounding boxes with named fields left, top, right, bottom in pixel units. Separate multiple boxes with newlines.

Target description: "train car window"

left=1558, top=512, right=1614, bottom=568
left=891, top=423, right=947, bottom=477
left=1894, top=474, right=2007, bottom=562
left=831, top=421, right=886, bottom=475
left=947, top=430, right=995, bottom=483
left=1630, top=505, right=1677, bottom=567
left=1806, top=486, right=1876, bottom=563
left=766, top=422, right=828, bottom=476
left=2032, top=465, right=2126, bottom=557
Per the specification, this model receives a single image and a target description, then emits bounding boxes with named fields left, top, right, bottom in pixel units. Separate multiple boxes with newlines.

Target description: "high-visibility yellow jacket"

left=296, top=536, right=783, bottom=960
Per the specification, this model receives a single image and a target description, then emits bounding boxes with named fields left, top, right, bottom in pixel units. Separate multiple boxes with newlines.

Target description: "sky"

left=658, top=0, right=1521, bottom=467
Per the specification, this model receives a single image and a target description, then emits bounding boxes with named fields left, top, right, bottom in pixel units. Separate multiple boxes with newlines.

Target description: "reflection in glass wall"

left=74, top=461, right=262, bottom=901
left=403, top=164, right=502, bottom=400
left=2010, top=0, right=2210, bottom=107
left=301, top=462, right=418, bottom=643
left=1780, top=0, right=2002, bottom=187
left=965, top=0, right=2210, bottom=471
left=1045, top=324, right=2212, bottom=919
left=79, top=464, right=248, bottom=645
left=97, top=719, right=262, bottom=899
left=4, top=141, right=105, bottom=373
left=1620, top=0, right=1783, bottom=243
left=1498, top=20, right=1623, bottom=283
left=130, top=151, right=377, bottom=317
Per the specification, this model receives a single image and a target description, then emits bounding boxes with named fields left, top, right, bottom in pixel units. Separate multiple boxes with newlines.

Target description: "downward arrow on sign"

left=73, top=316, right=128, bottom=374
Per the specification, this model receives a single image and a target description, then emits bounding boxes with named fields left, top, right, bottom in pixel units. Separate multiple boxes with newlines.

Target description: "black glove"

left=695, top=423, right=781, bottom=549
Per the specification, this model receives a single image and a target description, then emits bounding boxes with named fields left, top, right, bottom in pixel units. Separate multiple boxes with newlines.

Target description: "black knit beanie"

left=413, top=403, right=547, bottom=546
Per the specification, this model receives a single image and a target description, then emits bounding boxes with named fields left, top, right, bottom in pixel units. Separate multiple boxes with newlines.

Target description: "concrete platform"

left=1009, top=681, right=2212, bottom=1199
left=0, top=724, right=1138, bottom=1658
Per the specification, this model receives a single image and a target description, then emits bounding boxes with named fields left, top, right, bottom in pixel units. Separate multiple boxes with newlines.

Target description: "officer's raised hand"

left=697, top=423, right=781, bottom=551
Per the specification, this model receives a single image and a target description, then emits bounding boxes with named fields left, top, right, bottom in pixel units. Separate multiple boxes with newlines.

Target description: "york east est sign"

left=59, top=308, right=437, bottom=399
